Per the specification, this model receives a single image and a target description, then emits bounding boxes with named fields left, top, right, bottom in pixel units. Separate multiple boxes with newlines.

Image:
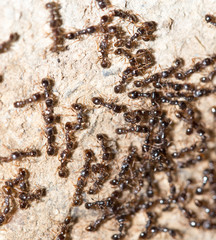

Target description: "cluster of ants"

left=0, top=167, right=46, bottom=226
left=1, top=0, right=216, bottom=240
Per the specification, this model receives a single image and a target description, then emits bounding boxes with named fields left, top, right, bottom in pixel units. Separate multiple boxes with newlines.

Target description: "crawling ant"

left=126, top=21, right=157, bottom=48
left=72, top=150, right=94, bottom=206
left=71, top=103, right=88, bottom=130
left=205, top=14, right=216, bottom=26
left=87, top=134, right=114, bottom=194
left=14, top=92, right=43, bottom=108
left=134, top=58, right=183, bottom=88
left=0, top=149, right=40, bottom=163
left=111, top=9, right=139, bottom=23
left=96, top=133, right=114, bottom=161
left=57, top=124, right=73, bottom=178
left=45, top=2, right=65, bottom=52
left=175, top=56, right=216, bottom=80
left=171, top=143, right=197, bottom=158
left=58, top=103, right=88, bottom=177
left=86, top=213, right=111, bottom=232
left=41, top=78, right=57, bottom=156
left=114, top=50, right=156, bottom=94
left=114, top=48, right=138, bottom=67
left=55, top=215, right=77, bottom=240
left=88, top=163, right=110, bottom=194
left=96, top=0, right=110, bottom=9
left=99, top=34, right=112, bottom=68
left=92, top=97, right=126, bottom=113
left=0, top=195, right=16, bottom=226
left=200, top=68, right=216, bottom=82
left=0, top=168, right=46, bottom=225
left=115, top=125, right=149, bottom=135
left=64, top=25, right=97, bottom=41
left=0, top=33, right=19, bottom=54
left=85, top=193, right=119, bottom=211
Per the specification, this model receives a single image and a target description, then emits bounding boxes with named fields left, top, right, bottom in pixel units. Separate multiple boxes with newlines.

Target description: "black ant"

left=96, top=0, right=110, bottom=9
left=175, top=56, right=216, bottom=80
left=92, top=97, right=126, bottom=113
left=14, top=92, right=43, bottom=108
left=205, top=14, right=216, bottom=26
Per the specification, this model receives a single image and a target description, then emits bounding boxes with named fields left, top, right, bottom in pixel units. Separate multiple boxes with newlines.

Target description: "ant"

left=0, top=195, right=16, bottom=226
left=86, top=213, right=112, bottom=232
left=0, top=149, right=40, bottom=163
left=110, top=9, right=139, bottom=23
left=0, top=168, right=46, bottom=225
left=205, top=14, right=216, bottom=26
left=87, top=134, right=114, bottom=194
left=71, top=103, right=88, bottom=130
left=41, top=78, right=57, bottom=155
left=92, top=97, right=126, bottom=113
left=171, top=143, right=197, bottom=158
left=99, top=34, right=112, bottom=68
left=0, top=33, right=19, bottom=54
left=88, top=163, right=110, bottom=194
left=57, top=103, right=88, bottom=177
left=57, top=123, right=74, bottom=178
left=96, top=133, right=114, bottom=161
left=126, top=21, right=157, bottom=48
left=14, top=92, right=43, bottom=108
left=72, top=150, right=94, bottom=206
left=64, top=26, right=97, bottom=40
left=134, top=58, right=183, bottom=88
left=115, top=125, right=149, bottom=135
left=55, top=215, right=77, bottom=240
left=45, top=2, right=65, bottom=52
left=200, top=68, right=216, bottom=82
left=96, top=0, right=110, bottom=9
left=175, top=56, right=216, bottom=80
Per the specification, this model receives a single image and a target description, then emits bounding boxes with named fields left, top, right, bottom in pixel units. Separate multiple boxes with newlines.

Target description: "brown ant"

left=45, top=2, right=65, bottom=52
left=64, top=26, right=97, bottom=40
left=0, top=168, right=46, bottom=225
left=57, top=103, right=88, bottom=177
left=55, top=215, right=77, bottom=240
left=126, top=21, right=157, bottom=48
left=41, top=78, right=57, bottom=156
left=0, top=33, right=19, bottom=54
left=0, top=149, right=40, bottom=163
left=72, top=150, right=94, bottom=206
left=110, top=9, right=139, bottom=23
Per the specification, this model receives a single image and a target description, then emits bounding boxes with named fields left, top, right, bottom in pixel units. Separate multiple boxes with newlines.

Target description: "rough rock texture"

left=0, top=0, right=216, bottom=239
